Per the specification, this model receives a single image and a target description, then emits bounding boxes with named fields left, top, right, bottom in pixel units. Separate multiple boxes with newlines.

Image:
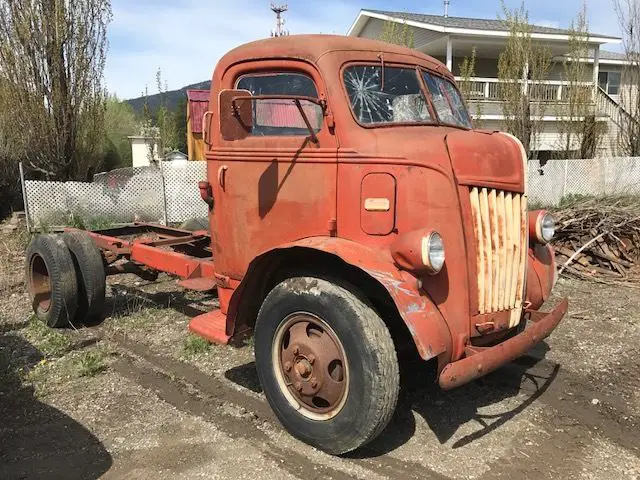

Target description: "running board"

left=177, top=277, right=217, bottom=292
left=188, top=309, right=231, bottom=345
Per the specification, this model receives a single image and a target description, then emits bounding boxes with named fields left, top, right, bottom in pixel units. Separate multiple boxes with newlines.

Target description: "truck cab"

left=193, top=34, right=568, bottom=453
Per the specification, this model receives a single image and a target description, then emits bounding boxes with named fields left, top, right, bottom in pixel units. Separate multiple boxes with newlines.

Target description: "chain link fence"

left=21, top=161, right=207, bottom=232
left=528, top=157, right=640, bottom=207
left=20, top=157, right=640, bottom=231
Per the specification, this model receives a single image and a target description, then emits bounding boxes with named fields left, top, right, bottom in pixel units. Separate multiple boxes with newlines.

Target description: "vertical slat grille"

left=470, top=187, right=527, bottom=323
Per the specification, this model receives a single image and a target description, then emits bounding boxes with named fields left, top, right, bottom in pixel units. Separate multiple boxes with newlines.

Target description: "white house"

left=349, top=9, right=633, bottom=158
left=128, top=134, right=160, bottom=168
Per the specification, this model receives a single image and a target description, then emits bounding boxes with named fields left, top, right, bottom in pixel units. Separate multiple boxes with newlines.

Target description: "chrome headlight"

left=421, top=232, right=445, bottom=274
left=537, top=212, right=556, bottom=244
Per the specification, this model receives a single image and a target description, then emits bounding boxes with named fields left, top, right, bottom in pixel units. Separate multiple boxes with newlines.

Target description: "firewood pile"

left=552, top=197, right=640, bottom=281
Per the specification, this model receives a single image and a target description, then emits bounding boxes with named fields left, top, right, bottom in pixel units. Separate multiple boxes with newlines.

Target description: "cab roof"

left=218, top=34, right=450, bottom=78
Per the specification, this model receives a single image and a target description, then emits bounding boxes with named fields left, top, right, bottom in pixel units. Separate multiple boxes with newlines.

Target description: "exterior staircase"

left=596, top=87, right=638, bottom=154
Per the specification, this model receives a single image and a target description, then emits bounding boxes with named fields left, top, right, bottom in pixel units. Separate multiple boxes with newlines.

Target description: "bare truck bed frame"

left=80, top=223, right=230, bottom=344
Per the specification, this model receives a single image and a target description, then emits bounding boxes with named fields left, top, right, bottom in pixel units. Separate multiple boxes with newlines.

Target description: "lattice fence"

left=22, top=162, right=207, bottom=232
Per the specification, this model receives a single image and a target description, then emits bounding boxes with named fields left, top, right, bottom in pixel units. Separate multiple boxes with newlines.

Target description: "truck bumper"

left=438, top=298, right=569, bottom=390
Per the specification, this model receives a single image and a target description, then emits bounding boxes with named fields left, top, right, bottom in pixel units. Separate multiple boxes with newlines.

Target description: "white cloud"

left=530, top=19, right=561, bottom=29
left=105, top=0, right=359, bottom=98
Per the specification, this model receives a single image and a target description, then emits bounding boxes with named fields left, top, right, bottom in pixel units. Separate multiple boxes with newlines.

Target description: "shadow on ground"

left=225, top=341, right=558, bottom=458
left=0, top=328, right=112, bottom=479
left=95, top=282, right=560, bottom=459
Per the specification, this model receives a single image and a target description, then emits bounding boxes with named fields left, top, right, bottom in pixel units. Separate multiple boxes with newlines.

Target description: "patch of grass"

left=182, top=334, right=211, bottom=358
left=24, top=317, right=72, bottom=358
left=23, top=360, right=51, bottom=398
left=74, top=349, right=108, bottom=377
left=109, top=306, right=160, bottom=331
left=33, top=212, right=119, bottom=233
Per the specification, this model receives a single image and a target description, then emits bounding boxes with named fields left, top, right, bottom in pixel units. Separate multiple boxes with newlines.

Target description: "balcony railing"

left=454, top=77, right=594, bottom=103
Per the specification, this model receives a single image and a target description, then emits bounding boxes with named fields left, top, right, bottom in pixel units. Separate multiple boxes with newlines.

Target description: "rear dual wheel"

left=26, top=235, right=78, bottom=328
left=255, top=277, right=400, bottom=455
left=26, top=232, right=106, bottom=328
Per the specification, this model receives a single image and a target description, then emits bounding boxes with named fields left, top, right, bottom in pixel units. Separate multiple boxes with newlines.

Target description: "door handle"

left=218, top=165, right=228, bottom=189
left=202, top=111, right=214, bottom=147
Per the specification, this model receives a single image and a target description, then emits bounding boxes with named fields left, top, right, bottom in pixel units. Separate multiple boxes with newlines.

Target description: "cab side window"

left=236, top=72, right=323, bottom=137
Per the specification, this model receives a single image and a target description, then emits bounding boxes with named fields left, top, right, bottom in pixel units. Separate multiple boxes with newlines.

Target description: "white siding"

left=358, top=18, right=445, bottom=48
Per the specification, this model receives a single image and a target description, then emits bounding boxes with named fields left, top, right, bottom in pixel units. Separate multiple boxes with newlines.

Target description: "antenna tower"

left=271, top=3, right=289, bottom=37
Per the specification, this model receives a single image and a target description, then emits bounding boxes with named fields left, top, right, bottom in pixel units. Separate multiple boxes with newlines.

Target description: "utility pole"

left=271, top=3, right=289, bottom=37
left=444, top=0, right=450, bottom=18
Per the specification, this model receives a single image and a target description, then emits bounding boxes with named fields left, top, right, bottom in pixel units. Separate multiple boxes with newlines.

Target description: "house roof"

left=186, top=89, right=210, bottom=102
left=597, top=50, right=627, bottom=61
left=352, top=9, right=621, bottom=43
left=186, top=89, right=210, bottom=134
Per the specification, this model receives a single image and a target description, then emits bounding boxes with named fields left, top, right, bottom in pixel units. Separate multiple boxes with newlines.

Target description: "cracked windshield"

left=343, top=65, right=432, bottom=124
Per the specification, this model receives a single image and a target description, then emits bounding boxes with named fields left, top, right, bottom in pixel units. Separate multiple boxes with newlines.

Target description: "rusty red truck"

left=25, top=35, right=568, bottom=454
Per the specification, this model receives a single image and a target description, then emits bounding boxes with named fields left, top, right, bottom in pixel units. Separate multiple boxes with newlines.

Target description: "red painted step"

left=188, top=309, right=231, bottom=345
left=177, top=277, right=217, bottom=292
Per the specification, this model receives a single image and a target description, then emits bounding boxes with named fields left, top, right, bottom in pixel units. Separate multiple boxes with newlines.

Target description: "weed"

left=182, top=334, right=211, bottom=358
left=74, top=349, right=108, bottom=377
left=23, top=360, right=51, bottom=398
left=109, top=306, right=159, bottom=331
left=24, top=317, right=72, bottom=358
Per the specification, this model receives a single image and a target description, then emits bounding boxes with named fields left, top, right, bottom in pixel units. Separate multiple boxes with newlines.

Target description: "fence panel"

left=529, top=156, right=640, bottom=206
left=604, top=157, right=640, bottom=195
left=528, top=160, right=565, bottom=206
left=23, top=166, right=166, bottom=230
left=161, top=161, right=208, bottom=224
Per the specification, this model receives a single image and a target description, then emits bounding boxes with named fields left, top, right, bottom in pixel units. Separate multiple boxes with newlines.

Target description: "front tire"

left=254, top=277, right=399, bottom=454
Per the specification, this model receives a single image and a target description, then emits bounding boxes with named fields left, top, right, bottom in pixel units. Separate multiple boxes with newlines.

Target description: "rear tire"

left=62, top=231, right=106, bottom=325
left=25, top=235, right=78, bottom=328
left=254, top=277, right=399, bottom=455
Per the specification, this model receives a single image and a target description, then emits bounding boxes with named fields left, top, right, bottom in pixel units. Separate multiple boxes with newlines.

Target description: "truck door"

left=209, top=62, right=338, bottom=281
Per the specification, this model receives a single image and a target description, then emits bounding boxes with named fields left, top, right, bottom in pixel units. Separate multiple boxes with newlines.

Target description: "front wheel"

left=254, top=277, right=399, bottom=454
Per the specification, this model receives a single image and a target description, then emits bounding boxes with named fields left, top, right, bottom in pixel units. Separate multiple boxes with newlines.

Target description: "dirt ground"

left=1, top=224, right=639, bottom=480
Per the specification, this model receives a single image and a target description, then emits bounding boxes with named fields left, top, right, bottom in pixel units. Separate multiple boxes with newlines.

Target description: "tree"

left=497, top=2, right=552, bottom=159
left=613, top=0, right=640, bottom=156
left=557, top=3, right=605, bottom=159
left=0, top=0, right=112, bottom=180
left=103, top=95, right=138, bottom=170
left=174, top=95, right=188, bottom=154
left=140, top=69, right=180, bottom=162
left=0, top=79, right=22, bottom=215
left=379, top=20, right=414, bottom=48
left=458, top=47, right=483, bottom=128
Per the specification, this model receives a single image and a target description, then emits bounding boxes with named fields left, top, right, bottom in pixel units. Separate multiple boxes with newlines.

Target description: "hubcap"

left=29, top=254, right=52, bottom=313
left=272, top=312, right=349, bottom=420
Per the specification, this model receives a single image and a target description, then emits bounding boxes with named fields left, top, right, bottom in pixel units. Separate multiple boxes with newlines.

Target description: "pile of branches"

left=552, top=196, right=640, bottom=281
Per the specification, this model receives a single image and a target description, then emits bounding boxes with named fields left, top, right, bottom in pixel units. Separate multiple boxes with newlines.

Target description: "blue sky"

left=106, top=0, right=620, bottom=99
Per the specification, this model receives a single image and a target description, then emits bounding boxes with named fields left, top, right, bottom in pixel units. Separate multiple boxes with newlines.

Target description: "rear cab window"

left=235, top=72, right=323, bottom=136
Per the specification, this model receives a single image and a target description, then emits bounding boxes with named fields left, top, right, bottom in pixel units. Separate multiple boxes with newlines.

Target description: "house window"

left=598, top=71, right=621, bottom=96
left=235, top=72, right=323, bottom=136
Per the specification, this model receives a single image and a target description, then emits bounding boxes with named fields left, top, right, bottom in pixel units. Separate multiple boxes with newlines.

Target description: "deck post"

left=592, top=45, right=600, bottom=100
left=446, top=36, right=453, bottom=71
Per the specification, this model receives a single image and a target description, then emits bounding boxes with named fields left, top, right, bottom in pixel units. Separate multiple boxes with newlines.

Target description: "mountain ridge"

left=126, top=80, right=211, bottom=113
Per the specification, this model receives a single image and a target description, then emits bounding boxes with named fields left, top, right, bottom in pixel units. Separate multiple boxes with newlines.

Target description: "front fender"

left=526, top=243, right=557, bottom=310
left=234, top=237, right=453, bottom=365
